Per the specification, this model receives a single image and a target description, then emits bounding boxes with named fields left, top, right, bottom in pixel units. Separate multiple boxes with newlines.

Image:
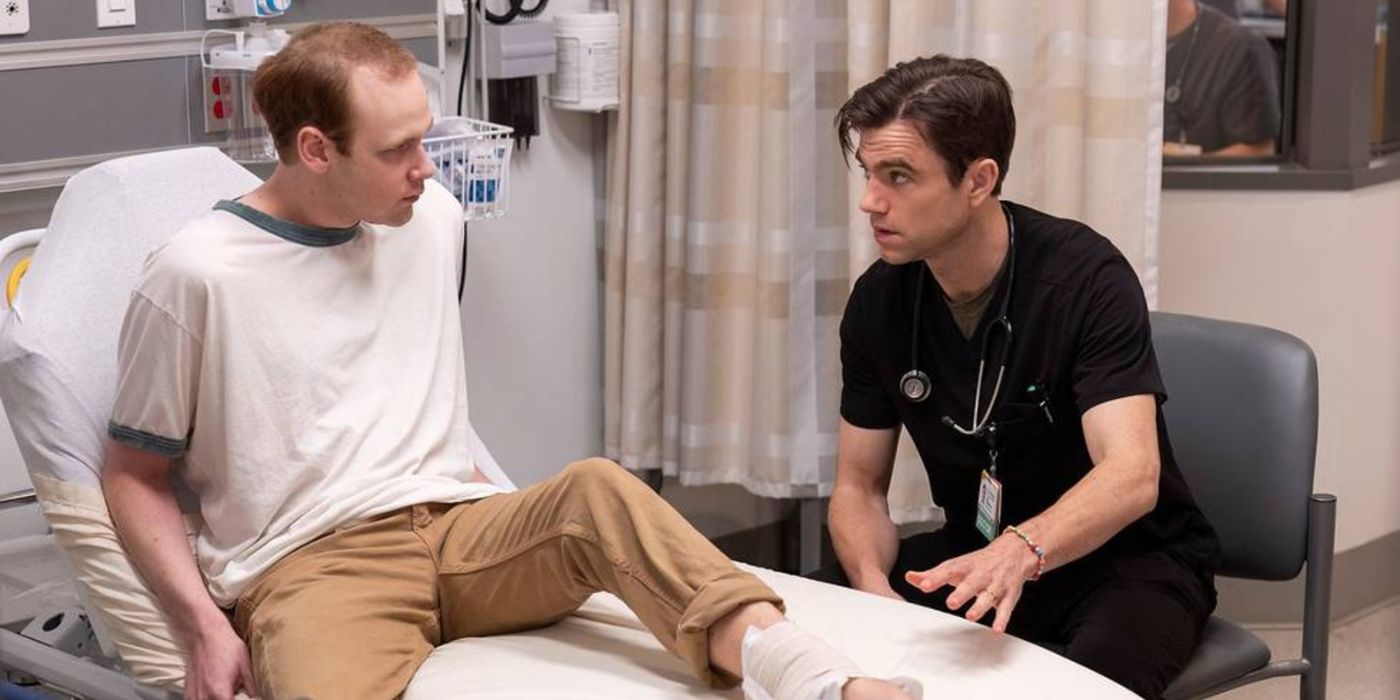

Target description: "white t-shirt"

left=109, top=180, right=504, bottom=606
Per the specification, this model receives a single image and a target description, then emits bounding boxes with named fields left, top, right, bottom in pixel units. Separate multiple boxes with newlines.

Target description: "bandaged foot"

left=740, top=621, right=923, bottom=700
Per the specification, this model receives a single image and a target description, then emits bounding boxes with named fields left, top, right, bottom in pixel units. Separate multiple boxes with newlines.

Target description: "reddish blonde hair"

left=252, top=22, right=418, bottom=164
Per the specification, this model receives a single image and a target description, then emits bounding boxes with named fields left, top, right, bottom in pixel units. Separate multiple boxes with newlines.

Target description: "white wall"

left=449, top=0, right=605, bottom=486
left=459, top=102, right=605, bottom=486
left=1159, top=181, right=1400, bottom=552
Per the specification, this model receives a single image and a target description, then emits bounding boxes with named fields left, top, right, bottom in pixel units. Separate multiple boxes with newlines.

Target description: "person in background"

left=1163, top=0, right=1281, bottom=156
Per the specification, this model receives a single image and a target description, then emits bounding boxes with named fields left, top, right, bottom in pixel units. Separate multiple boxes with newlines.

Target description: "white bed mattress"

left=2, top=533, right=1134, bottom=699
left=407, top=564, right=1137, bottom=699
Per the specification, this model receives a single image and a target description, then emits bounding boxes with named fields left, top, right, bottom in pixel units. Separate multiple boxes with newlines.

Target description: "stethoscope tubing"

left=901, top=204, right=1017, bottom=442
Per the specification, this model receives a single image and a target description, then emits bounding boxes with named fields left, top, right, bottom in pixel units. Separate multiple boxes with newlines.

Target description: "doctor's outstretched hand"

left=904, top=532, right=1040, bottom=633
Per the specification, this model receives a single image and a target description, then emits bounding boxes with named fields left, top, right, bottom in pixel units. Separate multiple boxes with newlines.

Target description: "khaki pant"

left=232, top=458, right=782, bottom=700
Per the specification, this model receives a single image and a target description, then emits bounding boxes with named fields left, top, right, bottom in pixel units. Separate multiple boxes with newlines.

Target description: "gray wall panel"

left=403, top=37, right=435, bottom=66
left=0, top=59, right=189, bottom=164
left=1, top=4, right=439, bottom=176
left=0, top=1, right=434, bottom=46
left=0, top=0, right=186, bottom=46
left=185, top=0, right=434, bottom=30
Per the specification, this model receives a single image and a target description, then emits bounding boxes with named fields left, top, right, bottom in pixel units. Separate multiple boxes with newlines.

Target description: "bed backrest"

left=0, top=148, right=262, bottom=492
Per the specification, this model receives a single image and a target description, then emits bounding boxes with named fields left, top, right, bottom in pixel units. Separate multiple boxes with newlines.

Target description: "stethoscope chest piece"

left=900, top=369, right=932, bottom=403
left=901, top=204, right=1018, bottom=438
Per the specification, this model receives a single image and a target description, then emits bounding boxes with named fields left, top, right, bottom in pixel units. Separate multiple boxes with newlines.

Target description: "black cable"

left=517, top=0, right=549, bottom=19
left=480, top=0, right=524, bottom=25
left=479, top=0, right=549, bottom=25
left=457, top=221, right=469, bottom=302
left=457, top=0, right=473, bottom=116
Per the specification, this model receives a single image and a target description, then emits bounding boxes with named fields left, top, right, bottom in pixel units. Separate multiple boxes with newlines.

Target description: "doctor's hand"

left=903, top=533, right=1039, bottom=633
left=184, top=613, right=259, bottom=700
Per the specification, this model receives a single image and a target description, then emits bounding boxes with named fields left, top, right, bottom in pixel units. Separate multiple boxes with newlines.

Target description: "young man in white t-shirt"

left=100, top=22, right=918, bottom=700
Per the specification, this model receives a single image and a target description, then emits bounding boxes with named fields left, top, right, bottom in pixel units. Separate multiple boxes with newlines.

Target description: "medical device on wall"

left=200, top=21, right=290, bottom=162
left=549, top=12, right=620, bottom=112
left=197, top=0, right=291, bottom=161
left=206, top=0, right=291, bottom=21
left=448, top=1, right=557, bottom=149
left=479, top=16, right=556, bottom=147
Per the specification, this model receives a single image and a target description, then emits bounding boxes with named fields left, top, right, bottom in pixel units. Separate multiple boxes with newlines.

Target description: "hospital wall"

left=451, top=0, right=607, bottom=486
left=1159, top=183, right=1400, bottom=553
left=0, top=0, right=440, bottom=166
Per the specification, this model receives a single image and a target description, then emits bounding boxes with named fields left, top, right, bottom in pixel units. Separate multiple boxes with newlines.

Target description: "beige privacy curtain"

left=604, top=0, right=1166, bottom=505
left=603, top=0, right=852, bottom=497
left=847, top=0, right=1169, bottom=522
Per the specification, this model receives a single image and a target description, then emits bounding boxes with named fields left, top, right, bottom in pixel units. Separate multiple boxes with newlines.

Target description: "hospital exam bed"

left=0, top=149, right=1135, bottom=699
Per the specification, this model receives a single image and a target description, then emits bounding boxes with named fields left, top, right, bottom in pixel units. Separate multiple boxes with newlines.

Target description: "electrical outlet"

left=206, top=0, right=235, bottom=21
left=0, top=0, right=30, bottom=36
left=97, top=0, right=135, bottom=29
left=204, top=73, right=235, bottom=134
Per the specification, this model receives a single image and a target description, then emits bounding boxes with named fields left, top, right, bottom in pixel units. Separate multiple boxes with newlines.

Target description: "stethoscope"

left=899, top=204, right=1016, bottom=442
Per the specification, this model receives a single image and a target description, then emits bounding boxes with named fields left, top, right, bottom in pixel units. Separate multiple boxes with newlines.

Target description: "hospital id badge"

left=975, top=470, right=1002, bottom=542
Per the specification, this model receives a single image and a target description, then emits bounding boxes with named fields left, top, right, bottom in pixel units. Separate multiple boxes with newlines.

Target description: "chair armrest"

left=0, top=488, right=38, bottom=511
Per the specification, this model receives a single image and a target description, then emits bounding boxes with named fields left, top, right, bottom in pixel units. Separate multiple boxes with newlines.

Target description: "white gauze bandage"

left=739, top=621, right=923, bottom=700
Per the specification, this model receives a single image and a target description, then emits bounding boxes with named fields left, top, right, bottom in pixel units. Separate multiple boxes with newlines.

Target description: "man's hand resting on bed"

left=182, top=609, right=258, bottom=700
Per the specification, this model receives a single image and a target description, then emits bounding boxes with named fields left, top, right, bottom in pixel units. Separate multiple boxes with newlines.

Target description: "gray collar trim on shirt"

left=214, top=199, right=361, bottom=247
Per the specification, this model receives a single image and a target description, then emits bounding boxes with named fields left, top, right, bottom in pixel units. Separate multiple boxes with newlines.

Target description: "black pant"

left=810, top=529, right=1216, bottom=699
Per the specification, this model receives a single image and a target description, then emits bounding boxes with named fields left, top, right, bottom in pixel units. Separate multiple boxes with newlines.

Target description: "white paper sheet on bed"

left=406, top=563, right=1136, bottom=699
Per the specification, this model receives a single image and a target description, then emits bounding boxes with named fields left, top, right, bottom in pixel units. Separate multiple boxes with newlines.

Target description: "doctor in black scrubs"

left=817, top=55, right=1220, bottom=699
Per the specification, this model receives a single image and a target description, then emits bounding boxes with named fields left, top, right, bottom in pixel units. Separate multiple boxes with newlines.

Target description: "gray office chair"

left=1153, top=312, right=1335, bottom=700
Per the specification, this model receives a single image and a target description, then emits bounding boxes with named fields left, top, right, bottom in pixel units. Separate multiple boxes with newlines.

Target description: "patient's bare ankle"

left=708, top=601, right=784, bottom=677
left=843, top=678, right=915, bottom=700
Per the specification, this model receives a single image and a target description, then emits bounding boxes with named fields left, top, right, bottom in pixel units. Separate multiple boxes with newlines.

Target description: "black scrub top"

left=839, top=201, right=1218, bottom=573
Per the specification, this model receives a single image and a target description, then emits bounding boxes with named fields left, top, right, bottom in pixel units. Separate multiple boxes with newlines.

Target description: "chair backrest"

left=1151, top=312, right=1319, bottom=581
left=0, top=148, right=263, bottom=489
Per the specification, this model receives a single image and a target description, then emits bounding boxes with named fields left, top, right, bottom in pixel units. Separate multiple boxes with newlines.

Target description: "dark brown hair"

left=836, top=55, right=1016, bottom=195
left=253, top=22, right=418, bottom=164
